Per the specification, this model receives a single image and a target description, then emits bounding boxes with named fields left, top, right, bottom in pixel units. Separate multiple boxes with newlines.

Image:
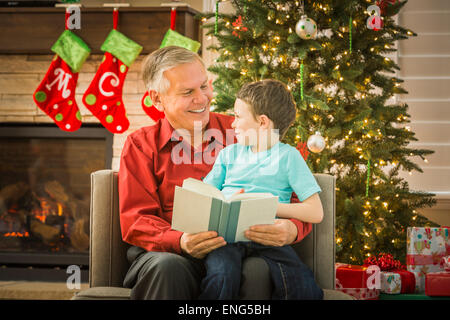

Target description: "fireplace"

left=0, top=123, right=113, bottom=281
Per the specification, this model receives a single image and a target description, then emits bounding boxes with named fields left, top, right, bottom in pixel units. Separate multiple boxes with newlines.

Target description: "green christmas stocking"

left=33, top=30, right=90, bottom=132
left=82, top=29, right=142, bottom=134
left=160, top=28, right=201, bottom=52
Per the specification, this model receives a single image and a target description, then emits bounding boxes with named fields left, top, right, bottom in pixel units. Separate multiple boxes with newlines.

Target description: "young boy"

left=199, top=79, right=324, bottom=300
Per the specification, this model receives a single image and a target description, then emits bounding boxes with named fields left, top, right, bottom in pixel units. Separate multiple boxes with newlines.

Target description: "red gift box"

left=335, top=263, right=380, bottom=300
left=394, top=269, right=416, bottom=293
left=425, top=272, right=450, bottom=296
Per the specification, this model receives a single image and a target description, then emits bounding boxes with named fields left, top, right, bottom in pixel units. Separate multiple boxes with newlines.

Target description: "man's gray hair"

left=142, top=46, right=205, bottom=94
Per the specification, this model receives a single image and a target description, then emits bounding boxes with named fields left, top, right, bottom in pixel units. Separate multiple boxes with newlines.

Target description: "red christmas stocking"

left=83, top=29, right=142, bottom=134
left=33, top=30, right=90, bottom=132
left=141, top=91, right=165, bottom=122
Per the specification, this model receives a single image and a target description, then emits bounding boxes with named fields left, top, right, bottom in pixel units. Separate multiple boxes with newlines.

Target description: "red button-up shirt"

left=118, top=112, right=312, bottom=253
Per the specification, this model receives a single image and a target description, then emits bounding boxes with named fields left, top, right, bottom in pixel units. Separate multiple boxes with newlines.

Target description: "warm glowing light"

left=4, top=231, right=30, bottom=238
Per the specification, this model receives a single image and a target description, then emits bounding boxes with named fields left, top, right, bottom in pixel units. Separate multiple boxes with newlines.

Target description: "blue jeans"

left=199, top=242, right=323, bottom=300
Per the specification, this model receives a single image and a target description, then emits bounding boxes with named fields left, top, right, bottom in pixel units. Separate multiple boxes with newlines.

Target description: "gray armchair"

left=72, top=170, right=353, bottom=300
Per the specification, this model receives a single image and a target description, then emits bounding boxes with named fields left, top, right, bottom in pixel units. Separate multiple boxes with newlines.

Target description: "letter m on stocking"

left=45, top=68, right=73, bottom=99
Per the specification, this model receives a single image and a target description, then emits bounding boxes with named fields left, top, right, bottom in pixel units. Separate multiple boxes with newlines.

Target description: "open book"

left=171, top=178, right=278, bottom=243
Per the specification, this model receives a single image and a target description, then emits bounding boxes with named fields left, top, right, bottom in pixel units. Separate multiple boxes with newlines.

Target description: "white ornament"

left=307, top=131, right=326, bottom=153
left=295, top=15, right=318, bottom=40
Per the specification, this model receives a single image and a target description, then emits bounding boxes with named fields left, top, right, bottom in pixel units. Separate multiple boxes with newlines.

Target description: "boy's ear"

left=149, top=90, right=164, bottom=112
left=259, top=114, right=273, bottom=129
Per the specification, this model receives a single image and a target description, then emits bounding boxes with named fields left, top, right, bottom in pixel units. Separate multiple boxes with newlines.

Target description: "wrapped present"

left=425, top=272, right=450, bottom=297
left=381, top=272, right=401, bottom=294
left=407, top=227, right=450, bottom=293
left=442, top=255, right=450, bottom=272
left=379, top=270, right=415, bottom=294
left=335, top=263, right=380, bottom=300
left=364, top=253, right=415, bottom=294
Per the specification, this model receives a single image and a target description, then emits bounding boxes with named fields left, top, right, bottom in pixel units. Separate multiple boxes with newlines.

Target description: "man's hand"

left=180, top=231, right=226, bottom=259
left=244, top=219, right=297, bottom=246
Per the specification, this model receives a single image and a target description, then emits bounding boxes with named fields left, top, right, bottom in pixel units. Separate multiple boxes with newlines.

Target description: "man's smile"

left=188, top=107, right=207, bottom=114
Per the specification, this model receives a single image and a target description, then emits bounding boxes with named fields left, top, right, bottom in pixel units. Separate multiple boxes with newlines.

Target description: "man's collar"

left=157, top=113, right=223, bottom=151
left=157, top=117, right=175, bottom=151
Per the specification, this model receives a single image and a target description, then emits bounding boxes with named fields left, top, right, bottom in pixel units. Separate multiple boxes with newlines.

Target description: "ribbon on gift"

left=407, top=250, right=450, bottom=266
left=364, top=253, right=405, bottom=271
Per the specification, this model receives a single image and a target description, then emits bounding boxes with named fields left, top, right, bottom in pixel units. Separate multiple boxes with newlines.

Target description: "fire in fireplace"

left=1, top=176, right=89, bottom=253
left=0, top=123, right=112, bottom=281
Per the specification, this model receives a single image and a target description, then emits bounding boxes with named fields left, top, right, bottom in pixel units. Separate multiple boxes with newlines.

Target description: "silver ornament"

left=295, top=15, right=318, bottom=40
left=307, top=131, right=325, bottom=153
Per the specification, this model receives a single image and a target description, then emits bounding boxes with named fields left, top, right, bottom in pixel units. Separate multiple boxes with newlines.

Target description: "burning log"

left=1, top=179, right=90, bottom=252
left=44, top=180, right=69, bottom=204
left=0, top=182, right=29, bottom=213
left=70, top=218, right=89, bottom=251
left=30, top=219, right=60, bottom=245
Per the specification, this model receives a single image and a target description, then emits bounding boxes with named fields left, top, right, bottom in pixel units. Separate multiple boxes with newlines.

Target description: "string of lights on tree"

left=201, top=0, right=437, bottom=264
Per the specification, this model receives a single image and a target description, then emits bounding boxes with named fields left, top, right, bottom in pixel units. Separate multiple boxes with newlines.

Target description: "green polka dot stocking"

left=33, top=55, right=82, bottom=132
left=82, top=52, right=130, bottom=134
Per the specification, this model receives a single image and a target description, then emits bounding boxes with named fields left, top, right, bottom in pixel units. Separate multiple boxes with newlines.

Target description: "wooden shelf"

left=0, top=7, right=201, bottom=54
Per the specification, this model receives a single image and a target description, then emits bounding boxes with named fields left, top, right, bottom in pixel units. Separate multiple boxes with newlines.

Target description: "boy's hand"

left=244, top=219, right=297, bottom=246
left=180, top=231, right=226, bottom=259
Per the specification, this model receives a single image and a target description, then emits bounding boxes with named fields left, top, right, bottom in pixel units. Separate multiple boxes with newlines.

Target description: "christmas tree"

left=201, top=0, right=438, bottom=264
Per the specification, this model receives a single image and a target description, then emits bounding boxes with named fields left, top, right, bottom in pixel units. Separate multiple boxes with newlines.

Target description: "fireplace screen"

left=0, top=126, right=112, bottom=255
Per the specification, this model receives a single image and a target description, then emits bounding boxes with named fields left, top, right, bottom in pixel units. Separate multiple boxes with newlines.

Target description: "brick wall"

left=0, top=54, right=155, bottom=171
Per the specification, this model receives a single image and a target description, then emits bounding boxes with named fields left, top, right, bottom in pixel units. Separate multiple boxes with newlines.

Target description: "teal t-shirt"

left=203, top=142, right=321, bottom=202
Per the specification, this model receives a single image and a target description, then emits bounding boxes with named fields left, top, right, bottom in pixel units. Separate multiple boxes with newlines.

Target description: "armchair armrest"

left=89, top=170, right=129, bottom=287
left=292, top=174, right=336, bottom=290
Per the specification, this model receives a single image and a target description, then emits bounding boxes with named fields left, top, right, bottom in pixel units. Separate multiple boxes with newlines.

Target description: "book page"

left=171, top=186, right=214, bottom=233
left=234, top=197, right=278, bottom=242
left=228, top=192, right=275, bottom=202
left=182, top=178, right=225, bottom=201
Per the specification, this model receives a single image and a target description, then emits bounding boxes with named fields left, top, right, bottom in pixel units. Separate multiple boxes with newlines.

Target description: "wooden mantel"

left=0, top=7, right=201, bottom=54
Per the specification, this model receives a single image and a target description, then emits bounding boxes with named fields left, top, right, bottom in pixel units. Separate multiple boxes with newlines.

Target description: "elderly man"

left=118, top=46, right=312, bottom=299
